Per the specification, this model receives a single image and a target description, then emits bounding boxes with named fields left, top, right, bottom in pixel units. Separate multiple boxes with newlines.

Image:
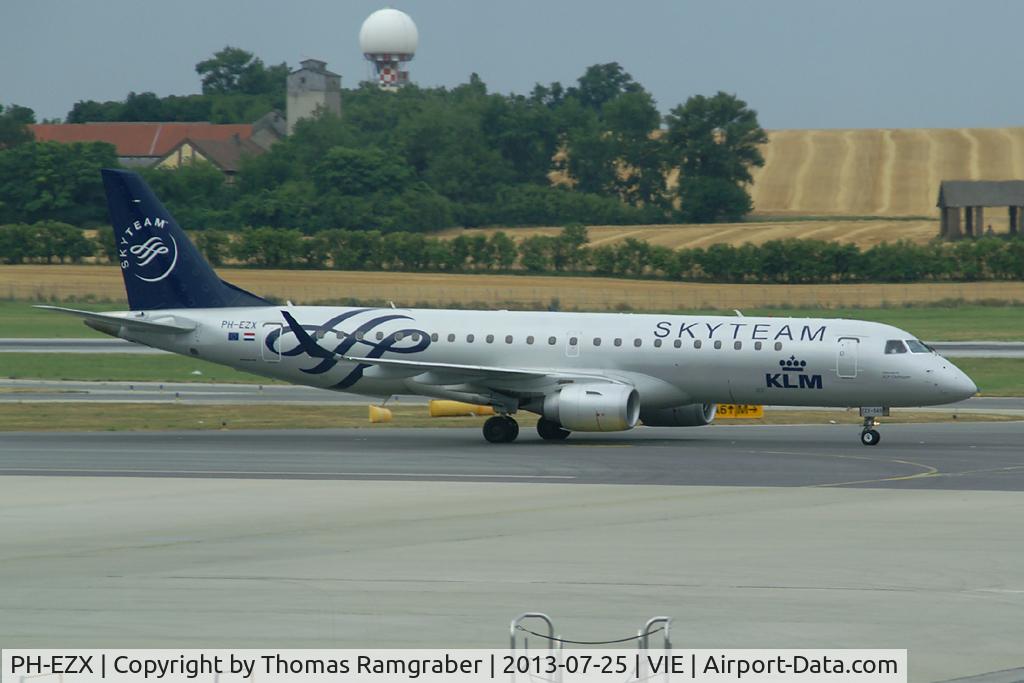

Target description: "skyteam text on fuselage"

left=40, top=169, right=978, bottom=446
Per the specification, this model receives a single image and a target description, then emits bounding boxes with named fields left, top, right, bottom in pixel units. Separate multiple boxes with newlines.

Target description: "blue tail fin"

left=102, top=168, right=269, bottom=310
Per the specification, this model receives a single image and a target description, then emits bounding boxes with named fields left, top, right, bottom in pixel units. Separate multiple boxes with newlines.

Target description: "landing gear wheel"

left=860, top=429, right=881, bottom=446
left=536, top=417, right=571, bottom=441
left=859, top=415, right=882, bottom=447
left=483, top=415, right=519, bottom=443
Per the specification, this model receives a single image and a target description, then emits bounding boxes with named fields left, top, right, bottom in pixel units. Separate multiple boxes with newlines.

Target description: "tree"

left=0, top=104, right=34, bottom=149
left=312, top=146, right=413, bottom=196
left=0, top=224, right=33, bottom=263
left=140, top=161, right=239, bottom=230
left=553, top=223, right=590, bottom=271
left=0, top=141, right=118, bottom=225
left=35, top=221, right=94, bottom=263
left=196, top=46, right=286, bottom=97
left=570, top=63, right=641, bottom=112
left=602, top=91, right=666, bottom=208
left=489, top=231, right=517, bottom=269
left=563, top=116, right=619, bottom=195
left=676, top=176, right=752, bottom=223
left=196, top=230, right=231, bottom=266
left=519, top=235, right=555, bottom=272
left=664, top=92, right=767, bottom=222
left=232, top=227, right=303, bottom=267
left=118, top=92, right=164, bottom=121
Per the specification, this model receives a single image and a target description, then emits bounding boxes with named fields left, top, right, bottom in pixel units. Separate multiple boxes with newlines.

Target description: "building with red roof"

left=29, top=112, right=285, bottom=171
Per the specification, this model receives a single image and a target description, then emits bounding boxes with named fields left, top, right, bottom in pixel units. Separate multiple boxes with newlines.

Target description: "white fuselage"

left=120, top=306, right=977, bottom=411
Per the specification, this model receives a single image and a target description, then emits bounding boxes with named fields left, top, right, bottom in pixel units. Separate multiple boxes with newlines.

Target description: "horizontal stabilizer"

left=35, top=305, right=196, bottom=335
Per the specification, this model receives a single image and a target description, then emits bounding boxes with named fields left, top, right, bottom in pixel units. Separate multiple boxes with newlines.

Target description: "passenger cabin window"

left=431, top=333, right=439, bottom=342
left=569, top=336, right=578, bottom=346
left=376, top=331, right=384, bottom=340
left=593, top=338, right=602, bottom=346
left=447, top=333, right=455, bottom=342
left=734, top=341, right=742, bottom=350
left=694, top=340, right=702, bottom=349
left=395, top=332, right=405, bottom=341
left=673, top=339, right=682, bottom=348
left=885, top=339, right=908, bottom=354
left=527, top=336, right=535, bottom=345
left=505, top=335, right=513, bottom=344
left=713, top=340, right=722, bottom=350
left=906, top=339, right=930, bottom=353
left=486, top=334, right=494, bottom=343
left=633, top=338, right=642, bottom=347
left=467, top=334, right=475, bottom=343
left=754, top=341, right=762, bottom=350
left=654, top=339, right=662, bottom=348
left=614, top=338, right=622, bottom=347
left=548, top=336, right=557, bottom=345
left=774, top=342, right=783, bottom=351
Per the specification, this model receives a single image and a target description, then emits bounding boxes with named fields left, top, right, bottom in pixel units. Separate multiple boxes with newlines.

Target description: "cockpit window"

left=905, top=339, right=931, bottom=353
left=884, top=339, right=908, bottom=354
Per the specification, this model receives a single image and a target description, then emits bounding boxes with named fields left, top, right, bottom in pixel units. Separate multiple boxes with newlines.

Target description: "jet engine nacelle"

left=544, top=384, right=640, bottom=432
left=640, top=403, right=717, bottom=427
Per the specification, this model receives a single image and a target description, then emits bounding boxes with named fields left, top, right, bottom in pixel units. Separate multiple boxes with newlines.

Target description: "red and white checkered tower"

left=359, top=8, right=418, bottom=90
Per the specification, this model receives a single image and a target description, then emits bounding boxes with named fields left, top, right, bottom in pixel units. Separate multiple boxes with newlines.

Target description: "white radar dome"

left=359, top=8, right=419, bottom=57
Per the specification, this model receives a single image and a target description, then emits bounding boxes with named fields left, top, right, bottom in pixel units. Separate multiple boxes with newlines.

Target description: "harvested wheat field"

left=5, top=265, right=1024, bottom=311
left=447, top=126, right=1024, bottom=248
left=750, top=127, right=1024, bottom=218
left=441, top=219, right=937, bottom=249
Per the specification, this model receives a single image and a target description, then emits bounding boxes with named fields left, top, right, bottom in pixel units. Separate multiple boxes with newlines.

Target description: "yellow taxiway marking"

left=759, top=449, right=940, bottom=488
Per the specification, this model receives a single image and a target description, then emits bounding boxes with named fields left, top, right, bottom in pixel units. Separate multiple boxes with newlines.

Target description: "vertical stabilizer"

left=101, top=168, right=268, bottom=310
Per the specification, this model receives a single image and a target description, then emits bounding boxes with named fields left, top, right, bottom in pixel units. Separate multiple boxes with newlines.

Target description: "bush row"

left=6, top=222, right=1024, bottom=284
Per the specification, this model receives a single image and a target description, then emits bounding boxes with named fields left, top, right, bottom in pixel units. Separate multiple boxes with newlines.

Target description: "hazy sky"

left=4, top=0, right=1023, bottom=130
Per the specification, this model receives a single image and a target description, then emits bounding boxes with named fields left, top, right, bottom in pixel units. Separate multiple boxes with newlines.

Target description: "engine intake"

left=640, top=403, right=717, bottom=427
left=544, top=384, right=639, bottom=432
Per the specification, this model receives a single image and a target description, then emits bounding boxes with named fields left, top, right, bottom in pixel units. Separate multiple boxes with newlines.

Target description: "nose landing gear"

left=860, top=416, right=881, bottom=446
left=858, top=407, right=888, bottom=446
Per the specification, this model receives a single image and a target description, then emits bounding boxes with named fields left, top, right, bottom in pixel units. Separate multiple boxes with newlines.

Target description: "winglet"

left=280, top=310, right=334, bottom=359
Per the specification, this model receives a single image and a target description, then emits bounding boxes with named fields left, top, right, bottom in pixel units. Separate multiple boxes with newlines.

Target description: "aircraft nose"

left=942, top=365, right=978, bottom=400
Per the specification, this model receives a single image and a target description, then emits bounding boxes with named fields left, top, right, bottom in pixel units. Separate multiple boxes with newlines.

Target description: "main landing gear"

left=860, top=417, right=881, bottom=446
left=536, top=417, right=571, bottom=441
left=482, top=415, right=572, bottom=443
left=483, top=415, right=519, bottom=443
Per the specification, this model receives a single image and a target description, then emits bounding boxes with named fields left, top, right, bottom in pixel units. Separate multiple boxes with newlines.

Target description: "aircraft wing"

left=338, top=353, right=548, bottom=379
left=36, top=305, right=197, bottom=334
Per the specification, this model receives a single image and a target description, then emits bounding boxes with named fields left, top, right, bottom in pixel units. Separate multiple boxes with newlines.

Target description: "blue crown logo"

left=779, top=355, right=808, bottom=372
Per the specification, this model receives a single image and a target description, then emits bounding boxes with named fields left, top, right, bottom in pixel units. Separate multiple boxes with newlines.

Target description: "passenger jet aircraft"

left=41, top=169, right=978, bottom=445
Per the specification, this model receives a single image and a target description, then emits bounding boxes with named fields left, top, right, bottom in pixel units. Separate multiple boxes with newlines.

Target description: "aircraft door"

left=262, top=322, right=282, bottom=362
left=837, top=337, right=858, bottom=378
left=566, top=331, right=581, bottom=358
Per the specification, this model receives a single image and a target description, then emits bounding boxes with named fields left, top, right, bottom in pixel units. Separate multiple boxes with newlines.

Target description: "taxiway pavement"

left=1, top=422, right=1023, bottom=491
left=2, top=378, right=1022, bottom=416
left=2, top=424, right=1022, bottom=681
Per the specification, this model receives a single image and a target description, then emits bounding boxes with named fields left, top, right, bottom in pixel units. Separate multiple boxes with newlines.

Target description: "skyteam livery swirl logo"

left=118, top=216, right=178, bottom=282
left=267, top=308, right=431, bottom=389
